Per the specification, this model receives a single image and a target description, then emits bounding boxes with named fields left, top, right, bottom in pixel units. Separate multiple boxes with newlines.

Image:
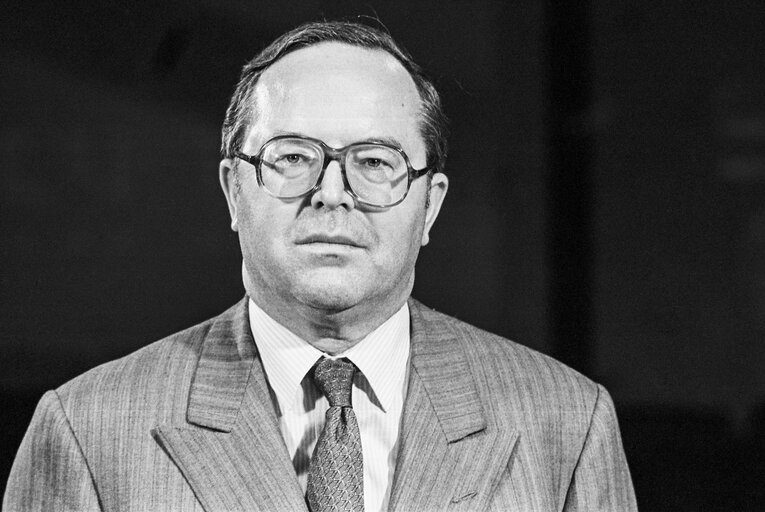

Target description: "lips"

left=295, top=233, right=364, bottom=248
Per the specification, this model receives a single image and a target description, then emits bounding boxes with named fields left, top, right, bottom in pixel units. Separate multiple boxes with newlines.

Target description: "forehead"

left=247, top=42, right=424, bottom=155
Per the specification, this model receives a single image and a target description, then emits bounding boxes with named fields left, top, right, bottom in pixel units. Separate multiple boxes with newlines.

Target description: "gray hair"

left=220, top=20, right=448, bottom=175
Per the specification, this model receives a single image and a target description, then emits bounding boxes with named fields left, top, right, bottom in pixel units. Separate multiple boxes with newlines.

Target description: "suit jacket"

left=4, top=297, right=637, bottom=511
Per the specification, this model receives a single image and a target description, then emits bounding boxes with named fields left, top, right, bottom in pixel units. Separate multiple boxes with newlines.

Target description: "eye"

left=281, top=153, right=307, bottom=165
left=356, top=155, right=396, bottom=171
left=349, top=146, right=403, bottom=181
left=361, top=158, right=385, bottom=169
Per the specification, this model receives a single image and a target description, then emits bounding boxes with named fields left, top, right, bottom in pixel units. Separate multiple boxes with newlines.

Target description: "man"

left=4, top=21, right=637, bottom=511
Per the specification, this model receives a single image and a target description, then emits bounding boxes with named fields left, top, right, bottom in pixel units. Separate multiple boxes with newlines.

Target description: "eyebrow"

left=361, top=136, right=404, bottom=150
left=269, top=130, right=404, bottom=150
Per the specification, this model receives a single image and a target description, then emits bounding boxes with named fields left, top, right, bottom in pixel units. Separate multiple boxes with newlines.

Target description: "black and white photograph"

left=2, top=1, right=764, bottom=510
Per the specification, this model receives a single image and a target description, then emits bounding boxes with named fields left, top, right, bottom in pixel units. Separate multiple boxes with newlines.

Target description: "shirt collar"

left=341, top=304, right=410, bottom=412
left=248, top=298, right=410, bottom=413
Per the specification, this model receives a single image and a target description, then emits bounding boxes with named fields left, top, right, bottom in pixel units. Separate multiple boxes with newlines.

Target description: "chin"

left=290, top=273, right=367, bottom=312
left=295, top=287, right=360, bottom=312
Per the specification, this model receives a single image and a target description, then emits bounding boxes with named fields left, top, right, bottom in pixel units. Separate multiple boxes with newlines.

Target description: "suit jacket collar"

left=388, top=299, right=519, bottom=511
left=153, top=297, right=518, bottom=512
left=153, top=298, right=308, bottom=511
left=404, top=298, right=487, bottom=441
left=186, top=297, right=256, bottom=432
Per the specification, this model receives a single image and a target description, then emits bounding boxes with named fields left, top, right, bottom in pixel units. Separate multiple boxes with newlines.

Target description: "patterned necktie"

left=306, top=357, right=364, bottom=512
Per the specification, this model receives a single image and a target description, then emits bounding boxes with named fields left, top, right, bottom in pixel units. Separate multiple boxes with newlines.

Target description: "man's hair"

left=220, top=20, right=448, bottom=175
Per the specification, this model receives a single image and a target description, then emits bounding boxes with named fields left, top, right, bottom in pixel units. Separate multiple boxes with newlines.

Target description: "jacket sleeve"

left=3, top=390, right=102, bottom=511
left=563, top=384, right=638, bottom=511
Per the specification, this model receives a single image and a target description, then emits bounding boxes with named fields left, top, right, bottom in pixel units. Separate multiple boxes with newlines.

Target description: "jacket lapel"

left=389, top=299, right=519, bottom=511
left=152, top=298, right=308, bottom=512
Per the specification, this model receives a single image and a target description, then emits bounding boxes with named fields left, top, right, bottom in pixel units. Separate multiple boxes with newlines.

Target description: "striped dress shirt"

left=248, top=299, right=410, bottom=512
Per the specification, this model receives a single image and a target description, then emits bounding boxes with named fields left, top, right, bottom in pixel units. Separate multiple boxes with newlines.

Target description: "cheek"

left=371, top=209, right=426, bottom=265
left=237, top=196, right=286, bottom=255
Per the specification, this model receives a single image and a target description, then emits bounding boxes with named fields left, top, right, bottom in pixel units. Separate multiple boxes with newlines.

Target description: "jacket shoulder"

left=412, top=300, right=601, bottom=416
left=53, top=311, right=218, bottom=426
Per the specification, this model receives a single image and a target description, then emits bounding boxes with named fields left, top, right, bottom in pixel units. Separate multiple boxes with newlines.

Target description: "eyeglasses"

left=234, top=135, right=432, bottom=207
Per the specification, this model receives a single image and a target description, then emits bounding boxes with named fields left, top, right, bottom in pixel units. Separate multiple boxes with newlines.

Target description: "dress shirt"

left=248, top=298, right=410, bottom=512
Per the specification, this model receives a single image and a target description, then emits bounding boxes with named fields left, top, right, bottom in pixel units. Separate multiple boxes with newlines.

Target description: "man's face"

left=219, top=42, right=448, bottom=317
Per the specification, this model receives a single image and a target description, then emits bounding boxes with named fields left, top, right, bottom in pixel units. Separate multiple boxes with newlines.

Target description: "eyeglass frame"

left=234, top=135, right=434, bottom=207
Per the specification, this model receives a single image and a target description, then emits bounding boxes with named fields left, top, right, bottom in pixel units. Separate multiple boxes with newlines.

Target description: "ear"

left=219, top=158, right=240, bottom=231
left=421, top=172, right=448, bottom=246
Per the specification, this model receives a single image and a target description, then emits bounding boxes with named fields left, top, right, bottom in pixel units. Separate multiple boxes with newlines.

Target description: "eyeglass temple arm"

left=234, top=151, right=283, bottom=171
left=410, top=165, right=434, bottom=179
left=233, top=151, right=260, bottom=165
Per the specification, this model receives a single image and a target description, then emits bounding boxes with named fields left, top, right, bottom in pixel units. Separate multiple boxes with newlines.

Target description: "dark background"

left=2, top=1, right=765, bottom=509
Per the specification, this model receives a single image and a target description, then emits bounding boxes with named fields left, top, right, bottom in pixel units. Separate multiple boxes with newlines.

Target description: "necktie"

left=306, top=357, right=364, bottom=512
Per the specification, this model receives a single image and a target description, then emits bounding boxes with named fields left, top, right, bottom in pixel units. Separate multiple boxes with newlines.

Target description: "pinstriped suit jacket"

left=4, top=297, right=637, bottom=511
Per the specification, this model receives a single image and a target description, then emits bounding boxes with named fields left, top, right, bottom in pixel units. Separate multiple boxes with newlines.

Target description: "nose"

left=310, top=160, right=355, bottom=210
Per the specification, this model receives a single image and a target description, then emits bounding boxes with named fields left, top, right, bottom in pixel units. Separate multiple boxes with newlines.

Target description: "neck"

left=243, top=268, right=411, bottom=355
left=290, top=303, right=405, bottom=355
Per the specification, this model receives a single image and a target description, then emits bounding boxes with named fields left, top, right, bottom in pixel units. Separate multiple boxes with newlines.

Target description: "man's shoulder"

left=53, top=302, right=240, bottom=419
left=411, top=299, right=600, bottom=408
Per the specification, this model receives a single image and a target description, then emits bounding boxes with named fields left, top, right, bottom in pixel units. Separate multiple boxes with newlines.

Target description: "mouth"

left=295, top=234, right=364, bottom=249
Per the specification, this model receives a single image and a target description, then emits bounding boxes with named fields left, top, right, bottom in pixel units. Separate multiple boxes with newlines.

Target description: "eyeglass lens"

left=259, top=138, right=410, bottom=205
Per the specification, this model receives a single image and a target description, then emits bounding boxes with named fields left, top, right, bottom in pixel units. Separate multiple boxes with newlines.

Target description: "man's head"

left=218, top=21, right=449, bottom=344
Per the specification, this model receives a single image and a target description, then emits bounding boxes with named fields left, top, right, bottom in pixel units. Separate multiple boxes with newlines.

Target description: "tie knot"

left=312, top=357, right=356, bottom=407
